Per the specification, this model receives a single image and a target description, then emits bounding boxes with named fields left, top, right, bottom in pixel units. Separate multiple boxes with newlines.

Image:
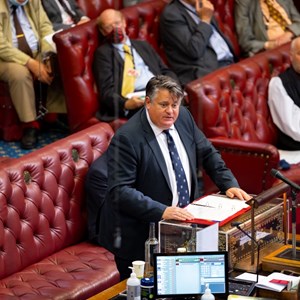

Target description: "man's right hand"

left=162, top=206, right=194, bottom=221
left=195, top=0, right=214, bottom=24
left=124, top=96, right=144, bottom=110
left=26, top=58, right=53, bottom=85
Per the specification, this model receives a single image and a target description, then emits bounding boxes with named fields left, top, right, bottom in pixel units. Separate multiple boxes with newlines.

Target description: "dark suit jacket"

left=41, top=0, right=85, bottom=31
left=85, top=152, right=108, bottom=243
left=92, top=39, right=179, bottom=121
left=98, top=106, right=239, bottom=261
left=159, top=0, right=236, bottom=85
left=235, top=0, right=300, bottom=57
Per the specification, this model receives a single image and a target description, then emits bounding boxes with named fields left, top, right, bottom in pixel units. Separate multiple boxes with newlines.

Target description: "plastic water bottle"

left=144, top=222, right=159, bottom=277
left=201, top=283, right=215, bottom=300
left=127, top=267, right=141, bottom=300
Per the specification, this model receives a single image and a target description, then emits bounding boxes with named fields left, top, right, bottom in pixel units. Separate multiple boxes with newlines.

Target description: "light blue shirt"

left=9, top=4, right=38, bottom=53
left=179, top=0, right=233, bottom=61
left=113, top=38, right=154, bottom=91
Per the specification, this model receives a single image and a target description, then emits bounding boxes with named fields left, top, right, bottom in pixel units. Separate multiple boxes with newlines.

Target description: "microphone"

left=271, top=169, right=300, bottom=191
left=231, top=222, right=260, bottom=283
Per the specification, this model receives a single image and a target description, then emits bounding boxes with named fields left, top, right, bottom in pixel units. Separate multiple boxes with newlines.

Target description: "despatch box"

left=159, top=198, right=285, bottom=270
left=158, top=220, right=205, bottom=253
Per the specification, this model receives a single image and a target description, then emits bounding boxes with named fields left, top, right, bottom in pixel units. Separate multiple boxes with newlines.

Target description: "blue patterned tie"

left=164, top=130, right=189, bottom=207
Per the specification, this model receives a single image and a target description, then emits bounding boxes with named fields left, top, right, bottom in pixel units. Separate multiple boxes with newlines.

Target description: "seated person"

left=268, top=36, right=300, bottom=150
left=92, top=9, right=179, bottom=121
left=159, top=0, right=236, bottom=86
left=235, top=0, right=300, bottom=57
left=41, top=0, right=90, bottom=31
left=0, top=0, right=67, bottom=149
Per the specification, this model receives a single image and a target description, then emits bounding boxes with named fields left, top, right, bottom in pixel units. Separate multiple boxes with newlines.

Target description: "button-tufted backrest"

left=186, top=43, right=291, bottom=144
left=0, top=122, right=114, bottom=279
left=76, top=0, right=123, bottom=20
left=122, top=0, right=169, bottom=62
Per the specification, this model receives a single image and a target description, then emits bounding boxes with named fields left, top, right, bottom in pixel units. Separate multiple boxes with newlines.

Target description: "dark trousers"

left=115, top=256, right=133, bottom=281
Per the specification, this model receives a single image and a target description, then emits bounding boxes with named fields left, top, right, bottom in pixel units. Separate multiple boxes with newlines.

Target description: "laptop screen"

left=153, top=251, right=229, bottom=299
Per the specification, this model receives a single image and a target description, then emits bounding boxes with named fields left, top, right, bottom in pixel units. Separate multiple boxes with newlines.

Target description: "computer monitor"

left=153, top=251, right=229, bottom=299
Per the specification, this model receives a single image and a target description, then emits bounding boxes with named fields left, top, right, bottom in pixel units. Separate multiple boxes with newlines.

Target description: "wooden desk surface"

left=88, top=280, right=126, bottom=300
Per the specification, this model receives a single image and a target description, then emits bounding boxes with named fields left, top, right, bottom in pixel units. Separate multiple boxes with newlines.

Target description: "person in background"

left=268, top=36, right=300, bottom=150
left=96, top=75, right=251, bottom=280
left=93, top=9, right=179, bottom=121
left=0, top=0, right=67, bottom=149
left=235, top=0, right=300, bottom=57
left=41, top=0, right=90, bottom=31
left=159, top=0, right=236, bottom=86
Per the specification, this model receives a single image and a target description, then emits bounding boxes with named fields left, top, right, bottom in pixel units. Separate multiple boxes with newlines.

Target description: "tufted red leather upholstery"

left=76, top=0, right=123, bottom=20
left=0, top=122, right=120, bottom=299
left=53, top=0, right=170, bottom=133
left=185, top=43, right=300, bottom=196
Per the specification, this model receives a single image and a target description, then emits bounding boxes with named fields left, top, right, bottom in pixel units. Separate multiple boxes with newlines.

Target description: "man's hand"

left=26, top=58, right=53, bottom=85
left=162, top=206, right=194, bottom=221
left=225, top=187, right=252, bottom=201
left=124, top=96, right=144, bottom=110
left=265, top=32, right=294, bottom=50
left=195, top=0, right=214, bottom=24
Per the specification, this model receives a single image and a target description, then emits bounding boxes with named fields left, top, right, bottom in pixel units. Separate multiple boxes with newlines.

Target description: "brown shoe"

left=21, top=127, right=39, bottom=150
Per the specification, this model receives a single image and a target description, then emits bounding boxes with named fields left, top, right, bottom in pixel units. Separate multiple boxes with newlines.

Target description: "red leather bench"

left=0, top=122, right=120, bottom=299
left=53, top=0, right=169, bottom=133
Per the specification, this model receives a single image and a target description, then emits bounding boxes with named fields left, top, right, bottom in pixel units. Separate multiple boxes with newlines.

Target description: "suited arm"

left=160, top=7, right=213, bottom=59
left=196, top=132, right=240, bottom=193
left=234, top=0, right=266, bottom=56
left=107, top=133, right=168, bottom=223
left=286, top=0, right=300, bottom=36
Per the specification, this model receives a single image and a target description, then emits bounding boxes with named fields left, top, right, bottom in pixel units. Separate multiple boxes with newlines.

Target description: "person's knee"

left=7, top=64, right=32, bottom=84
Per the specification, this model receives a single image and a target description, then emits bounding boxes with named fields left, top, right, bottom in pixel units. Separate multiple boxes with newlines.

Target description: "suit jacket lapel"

left=140, top=109, right=172, bottom=191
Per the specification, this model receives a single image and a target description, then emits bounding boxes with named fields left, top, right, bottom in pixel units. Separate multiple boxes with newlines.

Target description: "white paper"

left=125, top=90, right=146, bottom=100
left=196, top=222, right=218, bottom=251
left=43, top=29, right=63, bottom=53
left=185, top=195, right=249, bottom=222
left=236, top=272, right=300, bottom=292
left=278, top=149, right=300, bottom=164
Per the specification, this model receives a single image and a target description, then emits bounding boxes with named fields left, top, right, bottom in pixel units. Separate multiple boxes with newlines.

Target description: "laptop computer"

left=153, top=251, right=229, bottom=299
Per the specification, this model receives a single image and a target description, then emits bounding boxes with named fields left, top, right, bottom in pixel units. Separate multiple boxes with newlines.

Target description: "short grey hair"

left=146, top=75, right=184, bottom=102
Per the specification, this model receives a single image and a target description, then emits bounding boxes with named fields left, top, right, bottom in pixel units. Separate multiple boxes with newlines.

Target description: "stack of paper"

left=236, top=272, right=300, bottom=292
left=185, top=194, right=250, bottom=226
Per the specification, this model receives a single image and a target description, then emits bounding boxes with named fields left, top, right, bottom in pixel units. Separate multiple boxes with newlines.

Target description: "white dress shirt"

left=146, top=110, right=191, bottom=206
left=268, top=76, right=300, bottom=142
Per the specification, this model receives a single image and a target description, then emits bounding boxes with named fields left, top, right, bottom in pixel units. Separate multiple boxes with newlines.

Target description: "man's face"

left=291, top=40, right=300, bottom=73
left=145, top=88, right=180, bottom=130
left=99, top=11, right=126, bottom=37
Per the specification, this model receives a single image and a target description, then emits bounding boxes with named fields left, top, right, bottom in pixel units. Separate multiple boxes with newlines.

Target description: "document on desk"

left=185, top=194, right=250, bottom=226
left=236, top=272, right=300, bottom=292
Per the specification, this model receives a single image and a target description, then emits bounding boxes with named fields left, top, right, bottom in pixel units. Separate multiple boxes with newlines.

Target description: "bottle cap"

left=141, top=277, right=154, bottom=286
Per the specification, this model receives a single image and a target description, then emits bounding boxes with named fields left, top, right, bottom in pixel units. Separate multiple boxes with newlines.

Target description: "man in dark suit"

left=96, top=75, right=251, bottom=280
left=41, top=0, right=90, bottom=31
left=159, top=0, right=236, bottom=86
left=92, top=9, right=178, bottom=121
